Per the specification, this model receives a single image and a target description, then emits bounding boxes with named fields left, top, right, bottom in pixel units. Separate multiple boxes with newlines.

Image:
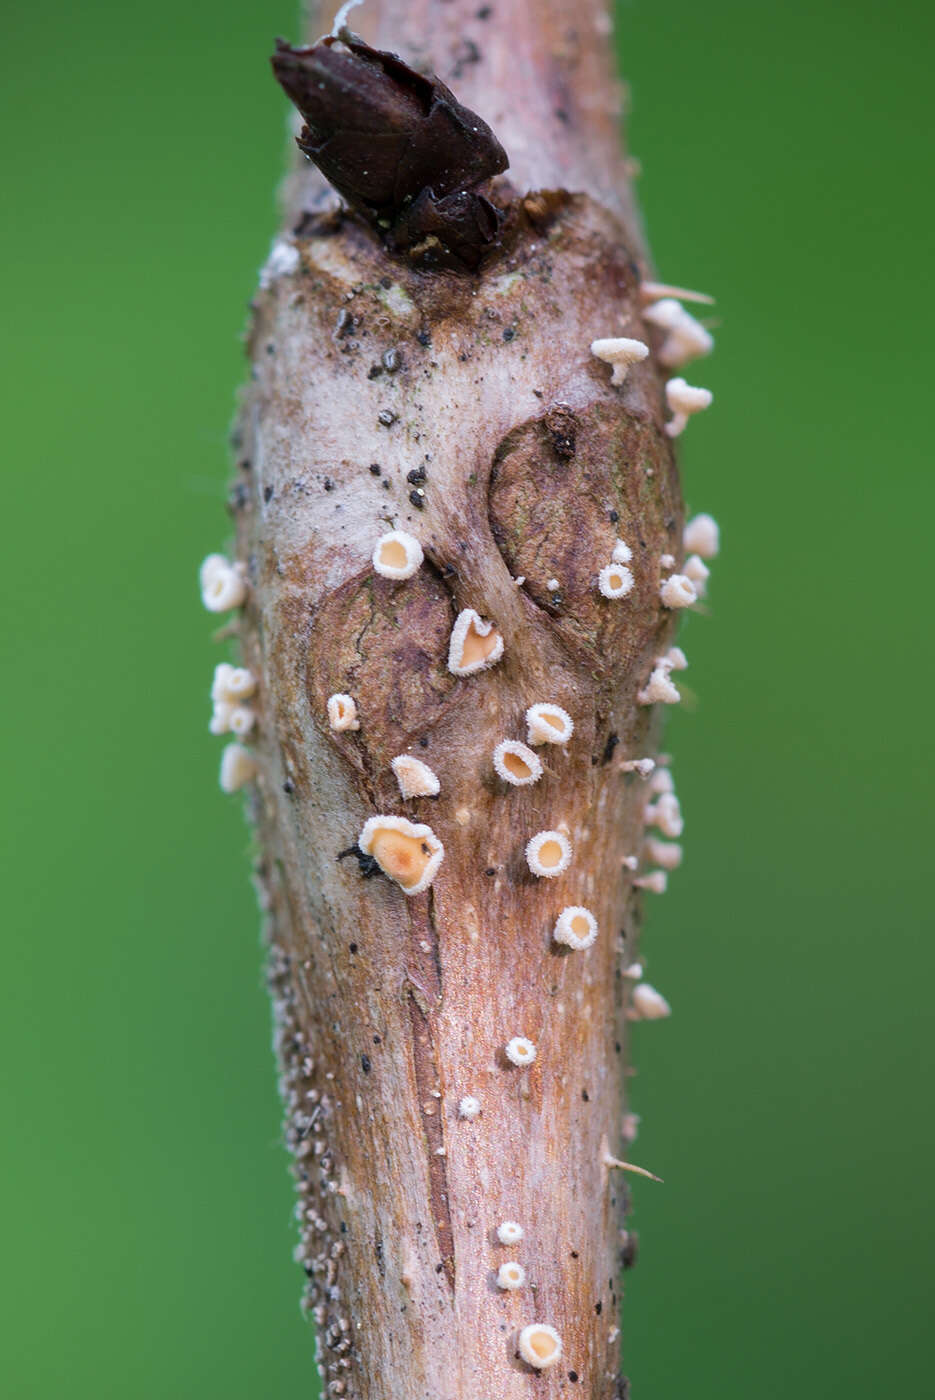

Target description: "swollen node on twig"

left=493, top=740, right=543, bottom=787
left=518, top=1323, right=563, bottom=1370
left=643, top=297, right=714, bottom=368
left=505, top=1036, right=537, bottom=1067
left=525, top=830, right=572, bottom=878
left=598, top=562, right=635, bottom=599
left=631, top=982, right=672, bottom=1020
left=665, top=377, right=713, bottom=437
left=199, top=554, right=247, bottom=612
left=525, top=703, right=574, bottom=747
left=497, top=1261, right=526, bottom=1290
left=660, top=573, right=698, bottom=609
left=219, top=743, right=258, bottom=793
left=447, top=609, right=504, bottom=676
left=590, top=336, right=649, bottom=386
left=553, top=906, right=598, bottom=951
left=327, top=693, right=360, bottom=732
left=372, top=530, right=424, bottom=580
left=683, top=512, right=720, bottom=558
left=357, top=815, right=444, bottom=895
left=612, top=538, right=633, bottom=564
left=391, top=754, right=441, bottom=798
left=458, top=1095, right=481, bottom=1120
left=497, top=1220, right=524, bottom=1245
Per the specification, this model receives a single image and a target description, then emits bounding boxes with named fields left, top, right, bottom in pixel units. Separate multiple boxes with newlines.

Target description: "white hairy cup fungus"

left=199, top=554, right=247, bottom=612
left=525, top=830, right=572, bottom=878
left=646, top=792, right=684, bottom=838
left=496, top=1221, right=524, bottom=1245
left=492, top=740, right=543, bottom=787
left=391, top=754, right=441, bottom=798
left=357, top=816, right=444, bottom=896
left=631, top=982, right=672, bottom=1020
left=327, top=693, right=360, bottom=732
left=660, top=573, right=698, bottom=609
left=497, top=1262, right=526, bottom=1290
left=518, top=1323, right=563, bottom=1370
left=638, top=666, right=681, bottom=706
left=219, top=743, right=258, bottom=793
left=447, top=609, right=504, bottom=676
left=525, top=703, right=574, bottom=746
left=590, top=336, right=649, bottom=386
left=598, top=562, right=635, bottom=599
left=458, top=1096, right=481, bottom=1120
left=643, top=297, right=714, bottom=367
left=664, top=377, right=713, bottom=437
left=212, top=663, right=256, bottom=703
left=645, top=838, right=683, bottom=869
left=683, top=553, right=710, bottom=596
left=372, top=530, right=423, bottom=580
left=683, top=512, right=720, bottom=558
left=553, top=906, right=598, bottom=950
left=505, top=1036, right=537, bottom=1067
left=611, top=538, right=633, bottom=564
left=633, top=870, right=668, bottom=894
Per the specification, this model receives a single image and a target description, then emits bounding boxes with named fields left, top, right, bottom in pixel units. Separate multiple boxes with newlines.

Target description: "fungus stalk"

left=222, top=2, right=712, bottom=1397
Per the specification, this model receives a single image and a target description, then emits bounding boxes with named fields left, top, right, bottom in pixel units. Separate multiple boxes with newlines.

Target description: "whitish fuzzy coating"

left=497, top=1262, right=527, bottom=1290
left=665, top=377, right=713, bottom=437
left=634, top=870, right=668, bottom=894
left=357, top=815, right=444, bottom=895
left=644, top=297, right=714, bottom=367
left=458, top=1096, right=481, bottom=1120
left=219, top=743, right=258, bottom=793
left=598, top=562, right=635, bottom=599
left=660, top=574, right=698, bottom=609
left=683, top=512, right=720, bottom=558
left=327, top=693, right=360, bottom=732
left=372, top=530, right=423, bottom=580
left=492, top=740, right=543, bottom=787
left=447, top=609, right=504, bottom=676
left=525, top=702, right=574, bottom=746
left=553, top=906, right=598, bottom=950
left=631, top=982, right=672, bottom=1020
left=199, top=554, right=247, bottom=612
left=212, top=663, right=256, bottom=703
left=391, top=754, right=441, bottom=798
left=683, top=553, right=710, bottom=596
left=612, top=538, right=633, bottom=564
left=646, top=792, right=684, bottom=838
left=259, top=238, right=300, bottom=289
left=525, top=829, right=573, bottom=878
left=518, top=1323, right=563, bottom=1370
left=590, top=336, right=649, bottom=386
left=638, top=666, right=681, bottom=706
left=497, top=1221, right=524, bottom=1244
left=505, top=1036, right=537, bottom=1067
left=645, top=838, right=683, bottom=869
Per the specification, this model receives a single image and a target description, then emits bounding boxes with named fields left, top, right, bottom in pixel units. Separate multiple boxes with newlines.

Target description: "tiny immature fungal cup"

left=664, top=377, right=713, bottom=437
left=391, top=754, right=441, bottom=798
left=458, top=1096, right=481, bottom=1120
left=496, top=1221, right=524, bottom=1245
left=590, top=335, right=649, bottom=386
left=505, top=1036, right=537, bottom=1067
left=199, top=554, right=247, bottom=612
left=357, top=815, right=444, bottom=895
left=212, top=663, right=256, bottom=703
left=372, top=530, right=424, bottom=580
left=525, top=703, right=574, bottom=746
left=660, top=573, right=698, bottom=609
left=598, top=562, right=635, bottom=599
left=646, top=792, right=684, bottom=839
left=219, top=742, right=258, bottom=793
left=612, top=538, right=633, bottom=564
left=327, top=693, right=360, bottom=732
left=525, top=829, right=572, bottom=878
left=492, top=740, right=543, bottom=787
left=553, top=906, right=598, bottom=950
left=497, top=1262, right=526, bottom=1290
left=643, top=297, right=714, bottom=368
left=518, top=1323, right=563, bottom=1370
left=448, top=609, right=504, bottom=676
left=631, top=982, right=672, bottom=1020
left=683, top=512, right=720, bottom=558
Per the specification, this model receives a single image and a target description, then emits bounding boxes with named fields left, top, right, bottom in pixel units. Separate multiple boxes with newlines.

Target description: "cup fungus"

left=649, top=767, right=675, bottom=795
left=645, top=838, right=683, bottom=870
left=638, top=665, right=681, bottom=706
left=497, top=1262, right=526, bottom=1290
left=372, top=530, right=424, bottom=580
left=496, top=1221, right=524, bottom=1245
left=525, top=830, right=573, bottom=878
left=621, top=757, right=656, bottom=777
left=683, top=512, right=720, bottom=558
left=590, top=335, right=649, bottom=386
left=212, top=662, right=257, bottom=703
left=664, top=377, right=713, bottom=437
left=518, top=1323, right=563, bottom=1370
left=633, top=870, right=668, bottom=894
left=458, top=1095, right=481, bottom=1120
left=447, top=609, right=504, bottom=676
left=219, top=742, right=258, bottom=793
left=598, top=562, right=635, bottom=599
left=631, top=982, right=672, bottom=1020
left=391, top=754, right=441, bottom=799
left=199, top=553, right=247, bottom=612
left=505, top=1036, right=537, bottom=1067
left=612, top=538, right=633, bottom=564
left=660, top=573, right=698, bottom=609
left=683, top=553, right=710, bottom=596
left=645, top=792, right=684, bottom=839
left=525, top=703, right=574, bottom=747
left=492, top=740, right=543, bottom=787
left=327, top=693, right=360, bottom=732
left=357, top=815, right=444, bottom=895
left=553, top=905, right=598, bottom=950
left=643, top=297, right=714, bottom=368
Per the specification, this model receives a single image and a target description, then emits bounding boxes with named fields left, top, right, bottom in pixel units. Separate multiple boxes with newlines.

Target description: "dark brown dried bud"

left=271, top=35, right=509, bottom=270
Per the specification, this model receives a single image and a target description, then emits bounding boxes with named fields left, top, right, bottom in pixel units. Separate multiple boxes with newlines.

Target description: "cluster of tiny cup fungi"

left=199, top=279, right=719, bottom=1373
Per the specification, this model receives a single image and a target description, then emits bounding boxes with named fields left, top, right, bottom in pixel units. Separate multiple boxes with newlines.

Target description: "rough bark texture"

left=225, top=4, right=687, bottom=1398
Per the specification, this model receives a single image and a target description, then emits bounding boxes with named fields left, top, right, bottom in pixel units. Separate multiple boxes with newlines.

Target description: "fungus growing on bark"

left=638, top=664, right=681, bottom=706
left=631, top=983, right=672, bottom=1020
left=259, top=237, right=300, bottom=289
left=660, top=573, right=698, bottom=609
left=505, top=1036, right=537, bottom=1067
left=497, top=1262, right=527, bottom=1290
left=458, top=1095, right=481, bottom=1120
left=212, top=663, right=257, bottom=703
left=643, top=297, right=714, bottom=367
left=525, top=830, right=572, bottom=878
left=590, top=336, right=649, bottom=385
left=447, top=609, right=504, bottom=676
left=683, top=553, right=710, bottom=596
left=525, top=703, right=574, bottom=746
left=199, top=554, right=247, bottom=612
left=496, top=1221, right=524, bottom=1245
left=357, top=815, right=444, bottom=895
left=327, top=693, right=360, bottom=732
left=553, top=905, right=598, bottom=950
left=612, top=538, right=633, bottom=564
left=598, top=562, right=635, bottom=599
left=219, top=742, right=258, bottom=793
left=492, top=740, right=543, bottom=787
left=518, top=1323, right=563, bottom=1370
left=645, top=838, right=683, bottom=869
left=621, top=757, right=656, bottom=777
left=645, top=792, right=684, bottom=839
left=683, top=512, right=721, bottom=558
left=633, top=870, right=668, bottom=894
left=664, top=377, right=713, bottom=437
left=372, top=530, right=424, bottom=579
left=391, top=754, right=441, bottom=798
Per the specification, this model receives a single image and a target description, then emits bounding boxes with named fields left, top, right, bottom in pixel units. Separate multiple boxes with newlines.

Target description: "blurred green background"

left=2, top=0, right=932, bottom=1395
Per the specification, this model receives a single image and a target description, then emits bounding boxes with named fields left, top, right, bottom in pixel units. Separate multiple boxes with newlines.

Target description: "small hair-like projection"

left=518, top=1323, right=563, bottom=1370
left=372, top=530, right=424, bottom=580
left=492, top=740, right=543, bottom=787
left=448, top=609, right=504, bottom=676
left=357, top=815, right=444, bottom=895
left=525, top=703, right=574, bottom=746
left=553, top=906, right=598, bottom=950
left=327, top=693, right=360, bottom=731
left=525, top=830, right=572, bottom=878
left=391, top=754, right=441, bottom=798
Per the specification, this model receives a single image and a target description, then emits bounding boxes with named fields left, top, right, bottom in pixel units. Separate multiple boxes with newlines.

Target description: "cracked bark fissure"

left=222, top=3, right=699, bottom=1397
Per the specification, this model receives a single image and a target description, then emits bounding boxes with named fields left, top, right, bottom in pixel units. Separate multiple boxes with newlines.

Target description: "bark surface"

left=227, top=4, right=687, bottom=1398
